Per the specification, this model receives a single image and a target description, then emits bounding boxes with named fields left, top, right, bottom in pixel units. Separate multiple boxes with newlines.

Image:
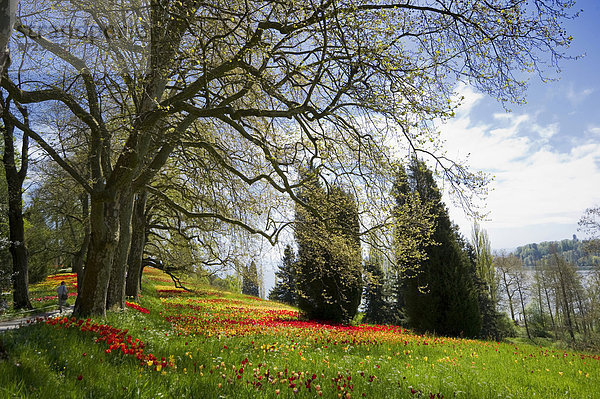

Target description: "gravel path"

left=0, top=306, right=73, bottom=332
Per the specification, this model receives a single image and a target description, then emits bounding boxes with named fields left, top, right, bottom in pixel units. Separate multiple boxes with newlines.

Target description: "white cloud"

left=587, top=125, right=600, bottom=136
left=566, top=84, right=595, bottom=107
left=453, top=83, right=484, bottom=116
left=437, top=86, right=600, bottom=249
left=531, top=122, right=559, bottom=140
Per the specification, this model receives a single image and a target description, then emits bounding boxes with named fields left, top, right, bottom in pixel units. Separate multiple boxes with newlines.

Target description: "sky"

left=262, top=1, right=600, bottom=292
left=442, top=0, right=600, bottom=251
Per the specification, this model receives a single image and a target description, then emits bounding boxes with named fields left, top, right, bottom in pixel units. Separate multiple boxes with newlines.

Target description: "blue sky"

left=262, top=2, right=600, bottom=291
left=443, top=0, right=600, bottom=250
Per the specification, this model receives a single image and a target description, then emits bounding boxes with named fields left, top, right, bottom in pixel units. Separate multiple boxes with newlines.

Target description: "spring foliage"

left=1, top=0, right=577, bottom=316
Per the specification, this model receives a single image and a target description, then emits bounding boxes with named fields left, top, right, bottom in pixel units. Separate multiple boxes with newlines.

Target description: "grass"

left=0, top=272, right=78, bottom=321
left=0, top=268, right=598, bottom=398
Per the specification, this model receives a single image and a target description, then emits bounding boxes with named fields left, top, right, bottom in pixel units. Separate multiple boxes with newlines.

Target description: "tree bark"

left=552, top=251, right=576, bottom=343
left=574, top=289, right=588, bottom=337
left=543, top=284, right=556, bottom=333
left=71, top=193, right=89, bottom=294
left=73, top=195, right=119, bottom=317
left=6, top=178, right=30, bottom=310
left=106, top=189, right=133, bottom=310
left=558, top=275, right=576, bottom=342
left=1, top=102, right=31, bottom=310
left=516, top=279, right=530, bottom=339
left=0, top=0, right=19, bottom=76
left=500, top=269, right=516, bottom=323
left=536, top=274, right=545, bottom=329
left=125, top=190, right=147, bottom=298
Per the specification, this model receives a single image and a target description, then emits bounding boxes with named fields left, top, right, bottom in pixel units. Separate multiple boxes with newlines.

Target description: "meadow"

left=0, top=268, right=598, bottom=398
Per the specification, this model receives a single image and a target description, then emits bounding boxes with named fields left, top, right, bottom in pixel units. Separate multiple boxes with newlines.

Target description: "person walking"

left=57, top=281, right=68, bottom=312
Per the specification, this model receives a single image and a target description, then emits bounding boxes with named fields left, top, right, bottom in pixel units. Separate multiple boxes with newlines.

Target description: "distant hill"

left=512, top=236, right=600, bottom=269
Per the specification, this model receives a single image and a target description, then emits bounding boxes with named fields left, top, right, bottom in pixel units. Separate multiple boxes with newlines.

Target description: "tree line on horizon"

left=513, top=238, right=600, bottom=269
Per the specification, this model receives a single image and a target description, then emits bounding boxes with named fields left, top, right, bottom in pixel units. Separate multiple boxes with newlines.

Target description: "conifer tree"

left=295, top=170, right=362, bottom=323
left=401, top=160, right=481, bottom=337
left=242, top=260, right=260, bottom=297
left=391, top=163, right=435, bottom=326
left=269, top=244, right=298, bottom=306
left=363, top=253, right=394, bottom=325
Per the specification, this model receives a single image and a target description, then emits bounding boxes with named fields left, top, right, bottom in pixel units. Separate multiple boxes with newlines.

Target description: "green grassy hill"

left=1, top=268, right=598, bottom=398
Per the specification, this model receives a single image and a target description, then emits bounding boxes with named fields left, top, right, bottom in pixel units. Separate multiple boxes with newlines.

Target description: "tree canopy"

left=0, top=0, right=577, bottom=316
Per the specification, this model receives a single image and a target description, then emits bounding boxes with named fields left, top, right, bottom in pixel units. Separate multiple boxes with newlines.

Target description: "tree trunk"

left=516, top=281, right=530, bottom=339
left=537, top=279, right=545, bottom=329
left=553, top=253, right=576, bottom=343
left=574, top=290, right=588, bottom=337
left=106, top=189, right=133, bottom=310
left=0, top=0, right=19, bottom=76
left=543, top=285, right=556, bottom=333
left=559, top=277, right=576, bottom=342
left=125, top=190, right=147, bottom=298
left=73, top=195, right=119, bottom=317
left=1, top=107, right=31, bottom=310
left=7, top=183, right=30, bottom=310
left=502, top=272, right=516, bottom=323
left=72, top=193, right=90, bottom=294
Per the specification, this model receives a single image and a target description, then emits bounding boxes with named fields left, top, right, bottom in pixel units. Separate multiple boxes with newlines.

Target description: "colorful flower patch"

left=153, top=290, right=599, bottom=398
left=126, top=301, right=150, bottom=314
left=32, top=292, right=78, bottom=303
left=46, top=317, right=174, bottom=372
left=33, top=273, right=78, bottom=292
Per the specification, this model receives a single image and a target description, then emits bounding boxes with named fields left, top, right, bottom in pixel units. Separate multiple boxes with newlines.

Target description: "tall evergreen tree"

left=401, top=160, right=481, bottom=337
left=269, top=244, right=298, bottom=306
left=391, top=163, right=435, bottom=326
left=363, top=253, right=394, bottom=325
left=242, top=260, right=260, bottom=297
left=295, top=170, right=362, bottom=323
